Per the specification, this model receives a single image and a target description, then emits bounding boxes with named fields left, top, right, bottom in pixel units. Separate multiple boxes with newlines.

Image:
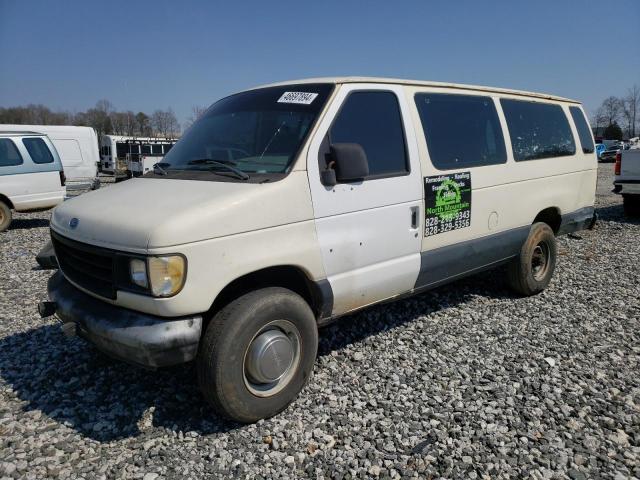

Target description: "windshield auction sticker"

left=277, top=91, right=318, bottom=105
left=424, top=172, right=471, bottom=236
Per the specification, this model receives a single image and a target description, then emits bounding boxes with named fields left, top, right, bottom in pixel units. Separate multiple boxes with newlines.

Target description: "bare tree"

left=600, top=96, right=623, bottom=127
left=622, top=85, right=639, bottom=138
left=135, top=112, right=151, bottom=137
left=151, top=109, right=180, bottom=138
left=183, top=105, right=208, bottom=131
left=591, top=106, right=608, bottom=137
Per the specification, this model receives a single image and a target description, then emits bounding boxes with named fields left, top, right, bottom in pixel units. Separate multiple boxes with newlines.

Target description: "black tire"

left=197, top=287, right=318, bottom=423
left=0, top=201, right=12, bottom=232
left=507, top=222, right=557, bottom=296
left=623, top=195, right=640, bottom=216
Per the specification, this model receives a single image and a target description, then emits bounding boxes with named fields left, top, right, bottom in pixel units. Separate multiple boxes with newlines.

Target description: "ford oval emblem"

left=69, top=218, right=79, bottom=229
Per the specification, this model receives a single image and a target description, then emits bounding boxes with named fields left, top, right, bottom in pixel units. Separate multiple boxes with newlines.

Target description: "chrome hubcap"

left=243, top=320, right=301, bottom=397
left=246, top=330, right=294, bottom=384
left=531, top=241, right=550, bottom=281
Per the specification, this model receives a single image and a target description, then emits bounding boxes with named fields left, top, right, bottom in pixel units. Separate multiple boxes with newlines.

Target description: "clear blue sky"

left=1, top=0, right=638, bottom=128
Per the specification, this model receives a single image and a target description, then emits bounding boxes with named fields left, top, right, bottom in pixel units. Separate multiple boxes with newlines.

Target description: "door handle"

left=410, top=206, right=419, bottom=229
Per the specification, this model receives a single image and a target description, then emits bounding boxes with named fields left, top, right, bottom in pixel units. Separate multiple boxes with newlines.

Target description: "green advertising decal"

left=424, top=172, right=471, bottom=236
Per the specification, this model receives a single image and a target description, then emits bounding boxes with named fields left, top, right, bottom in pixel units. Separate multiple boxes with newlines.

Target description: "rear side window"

left=142, top=145, right=152, bottom=155
left=569, top=106, right=595, bottom=154
left=23, top=138, right=55, bottom=164
left=151, top=145, right=163, bottom=155
left=330, top=91, right=408, bottom=177
left=500, top=99, right=576, bottom=161
left=415, top=93, right=507, bottom=169
left=0, top=139, right=23, bottom=166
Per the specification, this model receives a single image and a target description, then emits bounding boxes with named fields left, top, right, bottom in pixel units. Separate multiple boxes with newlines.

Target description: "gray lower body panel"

left=557, top=206, right=596, bottom=235
left=415, top=225, right=529, bottom=290
left=47, top=271, right=202, bottom=368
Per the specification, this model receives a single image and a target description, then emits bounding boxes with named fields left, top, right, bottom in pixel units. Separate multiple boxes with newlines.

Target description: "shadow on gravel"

left=0, top=325, right=240, bottom=441
left=317, top=268, right=516, bottom=356
left=0, top=270, right=514, bottom=441
left=596, top=203, right=640, bottom=224
left=8, top=218, right=50, bottom=230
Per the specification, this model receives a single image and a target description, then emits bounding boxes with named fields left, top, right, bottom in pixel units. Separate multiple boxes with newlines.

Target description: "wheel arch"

left=533, top=207, right=561, bottom=234
left=0, top=194, right=14, bottom=209
left=206, top=265, right=332, bottom=327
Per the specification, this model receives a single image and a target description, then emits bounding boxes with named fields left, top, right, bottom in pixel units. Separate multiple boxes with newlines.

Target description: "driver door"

left=307, top=83, right=423, bottom=316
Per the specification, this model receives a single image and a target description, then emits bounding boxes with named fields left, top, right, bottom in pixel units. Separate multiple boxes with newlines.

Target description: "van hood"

left=51, top=173, right=314, bottom=251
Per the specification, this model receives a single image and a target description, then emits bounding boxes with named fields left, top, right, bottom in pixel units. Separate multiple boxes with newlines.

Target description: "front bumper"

left=46, top=271, right=202, bottom=368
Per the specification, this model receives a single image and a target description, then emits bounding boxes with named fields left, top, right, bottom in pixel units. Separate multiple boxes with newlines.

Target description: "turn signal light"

left=614, top=152, right=621, bottom=176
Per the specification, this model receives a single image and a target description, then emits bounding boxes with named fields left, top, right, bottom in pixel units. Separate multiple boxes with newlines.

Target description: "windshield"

left=158, top=83, right=334, bottom=180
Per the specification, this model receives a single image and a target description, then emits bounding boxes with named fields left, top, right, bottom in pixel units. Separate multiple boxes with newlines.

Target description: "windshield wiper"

left=153, top=162, right=169, bottom=176
left=186, top=158, right=249, bottom=180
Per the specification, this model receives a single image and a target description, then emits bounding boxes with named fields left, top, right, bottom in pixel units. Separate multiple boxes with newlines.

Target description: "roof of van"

left=251, top=77, right=580, bottom=104
left=0, top=131, right=47, bottom=136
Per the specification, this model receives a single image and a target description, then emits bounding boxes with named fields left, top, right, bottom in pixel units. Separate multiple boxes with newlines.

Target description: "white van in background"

left=41, top=77, right=597, bottom=422
left=0, top=125, right=99, bottom=191
left=0, top=131, right=65, bottom=231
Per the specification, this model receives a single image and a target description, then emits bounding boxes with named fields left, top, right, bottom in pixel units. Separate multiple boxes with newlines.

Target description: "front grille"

left=51, top=231, right=116, bottom=299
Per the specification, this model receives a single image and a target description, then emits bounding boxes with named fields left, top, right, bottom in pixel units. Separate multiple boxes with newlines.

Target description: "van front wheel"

left=197, top=287, right=318, bottom=423
left=0, top=202, right=12, bottom=232
left=507, top=222, right=557, bottom=296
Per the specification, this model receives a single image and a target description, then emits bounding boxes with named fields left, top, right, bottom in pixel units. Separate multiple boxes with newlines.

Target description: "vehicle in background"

left=124, top=139, right=176, bottom=177
left=100, top=135, right=177, bottom=179
left=595, top=143, right=606, bottom=160
left=600, top=144, right=622, bottom=162
left=0, top=131, right=65, bottom=232
left=613, top=148, right=640, bottom=215
left=0, top=125, right=99, bottom=191
left=40, top=77, right=597, bottom=422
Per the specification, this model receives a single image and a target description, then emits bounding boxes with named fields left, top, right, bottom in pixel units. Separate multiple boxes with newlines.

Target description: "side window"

left=142, top=145, right=152, bottom=155
left=0, top=139, right=24, bottom=166
left=569, top=106, right=595, bottom=154
left=116, top=143, right=128, bottom=158
left=500, top=99, right=576, bottom=161
left=415, top=93, right=507, bottom=169
left=151, top=145, right=163, bottom=155
left=23, top=138, right=55, bottom=164
left=330, top=91, right=408, bottom=178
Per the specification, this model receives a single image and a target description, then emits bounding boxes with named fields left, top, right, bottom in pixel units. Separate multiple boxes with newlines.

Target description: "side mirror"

left=330, top=143, right=369, bottom=184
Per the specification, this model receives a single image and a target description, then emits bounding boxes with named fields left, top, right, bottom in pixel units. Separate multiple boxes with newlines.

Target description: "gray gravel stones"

left=1, top=166, right=639, bottom=479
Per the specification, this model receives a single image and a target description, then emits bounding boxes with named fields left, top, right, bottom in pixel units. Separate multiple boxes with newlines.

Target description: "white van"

left=40, top=78, right=597, bottom=422
left=0, top=131, right=66, bottom=231
left=0, top=125, right=99, bottom=191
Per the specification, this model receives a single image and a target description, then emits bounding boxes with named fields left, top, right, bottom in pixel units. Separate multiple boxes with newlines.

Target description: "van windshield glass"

left=160, top=84, right=333, bottom=178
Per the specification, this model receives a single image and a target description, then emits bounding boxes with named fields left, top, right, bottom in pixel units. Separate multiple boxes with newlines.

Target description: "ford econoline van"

left=0, top=131, right=66, bottom=232
left=39, top=78, right=597, bottom=422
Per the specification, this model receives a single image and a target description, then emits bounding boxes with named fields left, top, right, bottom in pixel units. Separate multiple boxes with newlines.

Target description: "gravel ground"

left=0, top=165, right=638, bottom=479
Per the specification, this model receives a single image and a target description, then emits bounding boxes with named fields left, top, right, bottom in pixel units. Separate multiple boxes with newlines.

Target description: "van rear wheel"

left=197, top=287, right=318, bottom=423
left=0, top=202, right=12, bottom=232
left=507, top=222, right=557, bottom=296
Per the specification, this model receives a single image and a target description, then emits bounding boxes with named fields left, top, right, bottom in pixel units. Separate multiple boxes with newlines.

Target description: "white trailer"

left=100, top=135, right=176, bottom=178
left=0, top=124, right=99, bottom=190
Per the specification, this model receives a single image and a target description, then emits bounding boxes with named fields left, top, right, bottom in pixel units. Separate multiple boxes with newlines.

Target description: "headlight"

left=128, top=255, right=186, bottom=297
left=148, top=255, right=186, bottom=297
